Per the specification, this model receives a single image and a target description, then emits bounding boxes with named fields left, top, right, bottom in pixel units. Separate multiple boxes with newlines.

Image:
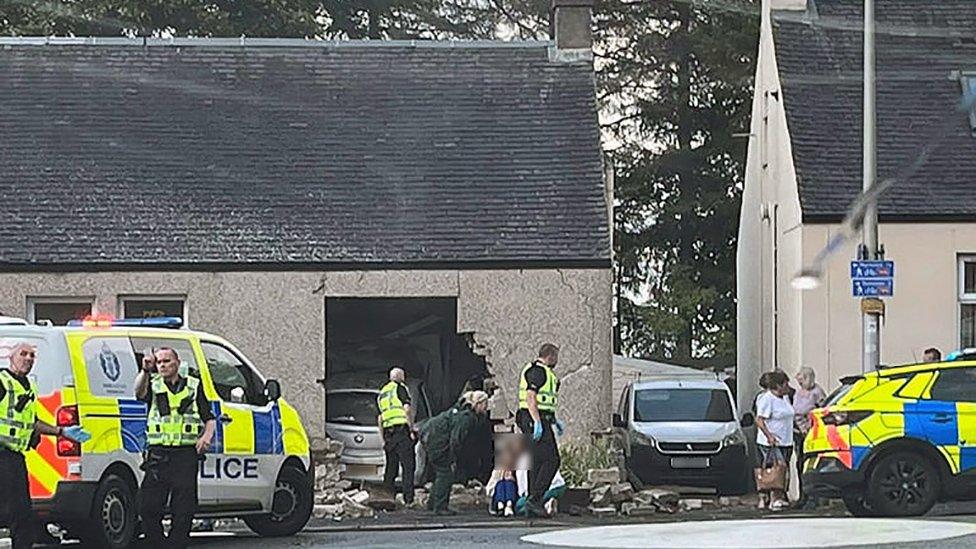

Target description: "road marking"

left=521, top=518, right=976, bottom=548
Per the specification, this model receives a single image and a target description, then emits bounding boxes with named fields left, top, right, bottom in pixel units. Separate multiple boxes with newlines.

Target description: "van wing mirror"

left=740, top=412, right=755, bottom=428
left=612, top=413, right=626, bottom=428
left=264, top=379, right=282, bottom=401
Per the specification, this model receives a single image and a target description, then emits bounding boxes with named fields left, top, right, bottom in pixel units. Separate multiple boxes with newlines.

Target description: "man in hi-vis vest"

left=135, top=347, right=216, bottom=548
left=516, top=343, right=563, bottom=517
left=377, top=367, right=416, bottom=506
left=0, top=342, right=89, bottom=549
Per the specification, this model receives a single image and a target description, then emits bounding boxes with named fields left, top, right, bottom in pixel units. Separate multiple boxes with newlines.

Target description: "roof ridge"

left=0, top=36, right=554, bottom=49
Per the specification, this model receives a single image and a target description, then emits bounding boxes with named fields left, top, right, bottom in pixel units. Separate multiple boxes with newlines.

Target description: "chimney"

left=550, top=0, right=594, bottom=63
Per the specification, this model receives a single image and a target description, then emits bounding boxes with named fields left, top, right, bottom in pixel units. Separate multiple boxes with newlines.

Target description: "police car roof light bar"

left=67, top=316, right=184, bottom=329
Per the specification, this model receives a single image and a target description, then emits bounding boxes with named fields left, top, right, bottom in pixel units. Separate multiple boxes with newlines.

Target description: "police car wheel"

left=866, top=451, right=940, bottom=517
left=243, top=466, right=313, bottom=537
left=81, top=474, right=138, bottom=549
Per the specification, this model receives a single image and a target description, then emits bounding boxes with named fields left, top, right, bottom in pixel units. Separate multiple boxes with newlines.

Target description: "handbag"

left=754, top=447, right=788, bottom=491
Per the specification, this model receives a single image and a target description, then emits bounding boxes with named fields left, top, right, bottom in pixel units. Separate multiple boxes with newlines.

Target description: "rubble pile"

left=310, top=438, right=376, bottom=520
left=584, top=467, right=748, bottom=517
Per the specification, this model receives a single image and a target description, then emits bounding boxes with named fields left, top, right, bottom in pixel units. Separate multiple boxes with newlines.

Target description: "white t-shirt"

left=756, top=391, right=795, bottom=447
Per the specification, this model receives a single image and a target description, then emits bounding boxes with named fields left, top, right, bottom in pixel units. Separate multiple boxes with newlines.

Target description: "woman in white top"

left=755, top=370, right=795, bottom=511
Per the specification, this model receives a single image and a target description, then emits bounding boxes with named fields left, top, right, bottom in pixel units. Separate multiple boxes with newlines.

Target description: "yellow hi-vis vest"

left=518, top=362, right=559, bottom=414
left=0, top=370, right=36, bottom=454
left=147, top=376, right=204, bottom=447
left=377, top=381, right=409, bottom=429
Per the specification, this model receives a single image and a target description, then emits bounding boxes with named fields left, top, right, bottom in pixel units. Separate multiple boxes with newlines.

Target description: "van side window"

left=0, top=336, right=60, bottom=395
left=81, top=337, right=139, bottom=398
left=200, top=342, right=266, bottom=406
left=129, top=338, right=200, bottom=380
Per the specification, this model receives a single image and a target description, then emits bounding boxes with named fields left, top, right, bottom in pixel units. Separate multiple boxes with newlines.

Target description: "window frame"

left=959, top=255, right=976, bottom=348
left=117, top=295, right=188, bottom=326
left=26, top=296, right=96, bottom=325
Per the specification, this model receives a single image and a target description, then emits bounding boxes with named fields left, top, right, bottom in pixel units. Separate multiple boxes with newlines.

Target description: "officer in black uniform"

left=377, top=367, right=416, bottom=505
left=515, top=343, right=562, bottom=517
left=135, top=347, right=215, bottom=548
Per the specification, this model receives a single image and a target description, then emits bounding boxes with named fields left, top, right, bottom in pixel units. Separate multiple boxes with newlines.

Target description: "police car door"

left=198, top=341, right=280, bottom=509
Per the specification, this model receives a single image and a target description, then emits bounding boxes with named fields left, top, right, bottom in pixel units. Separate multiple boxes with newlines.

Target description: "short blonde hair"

left=462, top=390, right=489, bottom=408
left=796, top=367, right=816, bottom=384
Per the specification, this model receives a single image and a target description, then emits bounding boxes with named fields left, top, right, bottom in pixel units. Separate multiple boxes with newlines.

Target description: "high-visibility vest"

left=0, top=370, right=37, bottom=454
left=147, top=376, right=204, bottom=447
left=377, top=381, right=409, bottom=429
left=518, top=362, right=559, bottom=413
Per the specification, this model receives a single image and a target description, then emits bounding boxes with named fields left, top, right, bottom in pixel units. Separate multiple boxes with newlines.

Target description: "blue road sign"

left=851, top=260, right=894, bottom=279
left=852, top=278, right=893, bottom=297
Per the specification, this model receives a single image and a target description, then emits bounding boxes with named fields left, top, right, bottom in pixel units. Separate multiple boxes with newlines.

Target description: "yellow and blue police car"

left=0, top=316, right=313, bottom=548
left=803, top=357, right=976, bottom=516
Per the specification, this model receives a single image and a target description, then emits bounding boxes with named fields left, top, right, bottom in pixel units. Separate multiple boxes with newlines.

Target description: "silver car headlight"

left=722, top=430, right=746, bottom=447
left=633, top=431, right=656, bottom=447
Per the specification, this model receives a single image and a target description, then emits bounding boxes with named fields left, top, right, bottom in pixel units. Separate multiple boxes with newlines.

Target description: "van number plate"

left=670, top=457, right=709, bottom=469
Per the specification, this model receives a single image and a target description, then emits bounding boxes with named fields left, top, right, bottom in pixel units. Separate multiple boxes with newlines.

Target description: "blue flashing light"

left=67, top=317, right=184, bottom=329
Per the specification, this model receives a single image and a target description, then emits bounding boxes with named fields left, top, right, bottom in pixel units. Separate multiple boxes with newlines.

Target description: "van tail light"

left=822, top=410, right=872, bottom=426
left=56, top=405, right=81, bottom=457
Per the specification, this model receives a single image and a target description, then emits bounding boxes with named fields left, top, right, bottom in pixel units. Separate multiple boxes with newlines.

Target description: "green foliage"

left=560, top=437, right=616, bottom=488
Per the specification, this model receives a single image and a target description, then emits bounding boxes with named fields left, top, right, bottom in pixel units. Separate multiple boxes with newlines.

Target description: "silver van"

left=613, top=376, right=752, bottom=494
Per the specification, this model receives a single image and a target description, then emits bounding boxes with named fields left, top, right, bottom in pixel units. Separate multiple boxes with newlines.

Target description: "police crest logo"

left=99, top=342, right=121, bottom=382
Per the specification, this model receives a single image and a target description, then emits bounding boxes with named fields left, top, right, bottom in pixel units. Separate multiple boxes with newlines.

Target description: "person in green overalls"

left=421, top=391, right=489, bottom=515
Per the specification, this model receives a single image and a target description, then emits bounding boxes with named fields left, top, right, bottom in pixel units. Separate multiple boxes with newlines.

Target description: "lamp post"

left=861, top=0, right=881, bottom=373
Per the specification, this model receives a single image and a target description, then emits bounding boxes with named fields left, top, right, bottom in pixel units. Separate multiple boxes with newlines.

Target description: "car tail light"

left=822, top=410, right=872, bottom=426
left=56, top=405, right=81, bottom=457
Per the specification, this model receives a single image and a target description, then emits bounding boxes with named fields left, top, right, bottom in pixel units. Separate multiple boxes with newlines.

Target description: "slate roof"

left=772, top=0, right=976, bottom=221
left=0, top=38, right=608, bottom=268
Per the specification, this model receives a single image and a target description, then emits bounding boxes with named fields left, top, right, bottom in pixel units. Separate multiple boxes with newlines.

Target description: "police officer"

left=135, top=347, right=215, bottom=548
left=0, top=342, right=89, bottom=549
left=377, top=367, right=416, bottom=506
left=516, top=343, right=562, bottom=517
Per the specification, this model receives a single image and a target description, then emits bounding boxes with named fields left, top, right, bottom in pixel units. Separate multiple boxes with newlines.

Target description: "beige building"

left=737, top=0, right=976, bottom=411
left=0, top=1, right=612, bottom=442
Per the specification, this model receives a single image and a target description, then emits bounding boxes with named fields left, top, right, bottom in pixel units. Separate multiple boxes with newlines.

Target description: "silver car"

left=326, top=380, right=431, bottom=482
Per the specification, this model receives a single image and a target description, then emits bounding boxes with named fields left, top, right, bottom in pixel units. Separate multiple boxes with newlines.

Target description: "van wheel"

left=244, top=466, right=313, bottom=537
left=866, top=451, right=939, bottom=517
left=80, top=474, right=138, bottom=549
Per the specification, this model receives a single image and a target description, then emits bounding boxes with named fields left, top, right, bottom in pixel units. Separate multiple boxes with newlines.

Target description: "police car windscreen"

left=327, top=391, right=380, bottom=426
left=634, top=389, right=734, bottom=423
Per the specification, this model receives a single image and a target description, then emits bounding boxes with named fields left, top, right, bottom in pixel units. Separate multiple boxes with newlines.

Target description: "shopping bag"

left=754, top=447, right=788, bottom=491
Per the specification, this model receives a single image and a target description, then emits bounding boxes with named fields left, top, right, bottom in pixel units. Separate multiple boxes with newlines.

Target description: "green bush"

left=560, top=437, right=617, bottom=487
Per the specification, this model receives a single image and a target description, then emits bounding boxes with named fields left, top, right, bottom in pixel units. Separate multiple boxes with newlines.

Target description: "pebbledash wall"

left=0, top=268, right=612, bottom=443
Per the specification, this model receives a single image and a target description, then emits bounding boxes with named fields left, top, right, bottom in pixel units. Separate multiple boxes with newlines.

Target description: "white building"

left=737, top=0, right=976, bottom=410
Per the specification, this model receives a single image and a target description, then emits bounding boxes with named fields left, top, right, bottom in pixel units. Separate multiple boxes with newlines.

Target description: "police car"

left=804, top=358, right=976, bottom=516
left=0, top=316, right=313, bottom=548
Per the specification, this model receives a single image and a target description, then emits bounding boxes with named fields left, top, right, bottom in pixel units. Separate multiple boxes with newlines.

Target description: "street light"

left=791, top=269, right=823, bottom=291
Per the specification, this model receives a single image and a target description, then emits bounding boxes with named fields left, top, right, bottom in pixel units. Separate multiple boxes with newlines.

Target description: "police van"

left=0, top=317, right=313, bottom=548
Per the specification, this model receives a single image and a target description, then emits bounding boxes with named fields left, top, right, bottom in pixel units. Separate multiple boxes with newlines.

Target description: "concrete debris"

left=679, top=498, right=703, bottom=511
left=587, top=467, right=623, bottom=486
left=586, top=478, right=751, bottom=517
left=312, top=438, right=379, bottom=521
left=587, top=505, right=618, bottom=517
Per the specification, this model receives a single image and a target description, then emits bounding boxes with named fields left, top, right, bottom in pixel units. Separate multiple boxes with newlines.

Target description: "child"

left=487, top=469, right=517, bottom=516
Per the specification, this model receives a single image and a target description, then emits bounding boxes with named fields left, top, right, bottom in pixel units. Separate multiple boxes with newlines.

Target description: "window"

left=962, top=75, right=976, bottom=137
left=200, top=341, right=266, bottom=406
left=81, top=337, right=139, bottom=398
left=633, top=388, right=734, bottom=423
left=119, top=296, right=186, bottom=324
left=28, top=297, right=94, bottom=326
left=129, top=337, right=200, bottom=379
left=326, top=391, right=379, bottom=426
left=929, top=368, right=976, bottom=402
left=959, top=256, right=976, bottom=347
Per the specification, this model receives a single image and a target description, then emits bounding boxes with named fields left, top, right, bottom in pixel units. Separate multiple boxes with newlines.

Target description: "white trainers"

left=504, top=501, right=514, bottom=517
left=770, top=499, right=789, bottom=512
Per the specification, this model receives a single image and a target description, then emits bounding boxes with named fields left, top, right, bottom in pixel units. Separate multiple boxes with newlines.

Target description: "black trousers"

left=516, top=409, right=560, bottom=504
left=382, top=426, right=415, bottom=503
left=140, top=446, right=199, bottom=549
left=0, top=449, right=36, bottom=549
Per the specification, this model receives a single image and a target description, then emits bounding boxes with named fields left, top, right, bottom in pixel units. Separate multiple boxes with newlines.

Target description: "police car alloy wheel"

left=867, top=451, right=940, bottom=517
left=243, top=466, right=313, bottom=537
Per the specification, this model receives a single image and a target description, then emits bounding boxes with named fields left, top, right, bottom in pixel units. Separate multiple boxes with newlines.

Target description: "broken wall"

left=0, top=267, right=612, bottom=441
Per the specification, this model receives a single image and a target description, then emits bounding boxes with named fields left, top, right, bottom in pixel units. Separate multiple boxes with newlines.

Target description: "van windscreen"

left=634, top=388, right=734, bottom=422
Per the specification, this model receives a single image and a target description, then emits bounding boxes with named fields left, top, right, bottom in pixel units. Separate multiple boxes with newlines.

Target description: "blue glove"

left=553, top=419, right=565, bottom=437
left=532, top=420, right=543, bottom=441
left=62, top=426, right=91, bottom=443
